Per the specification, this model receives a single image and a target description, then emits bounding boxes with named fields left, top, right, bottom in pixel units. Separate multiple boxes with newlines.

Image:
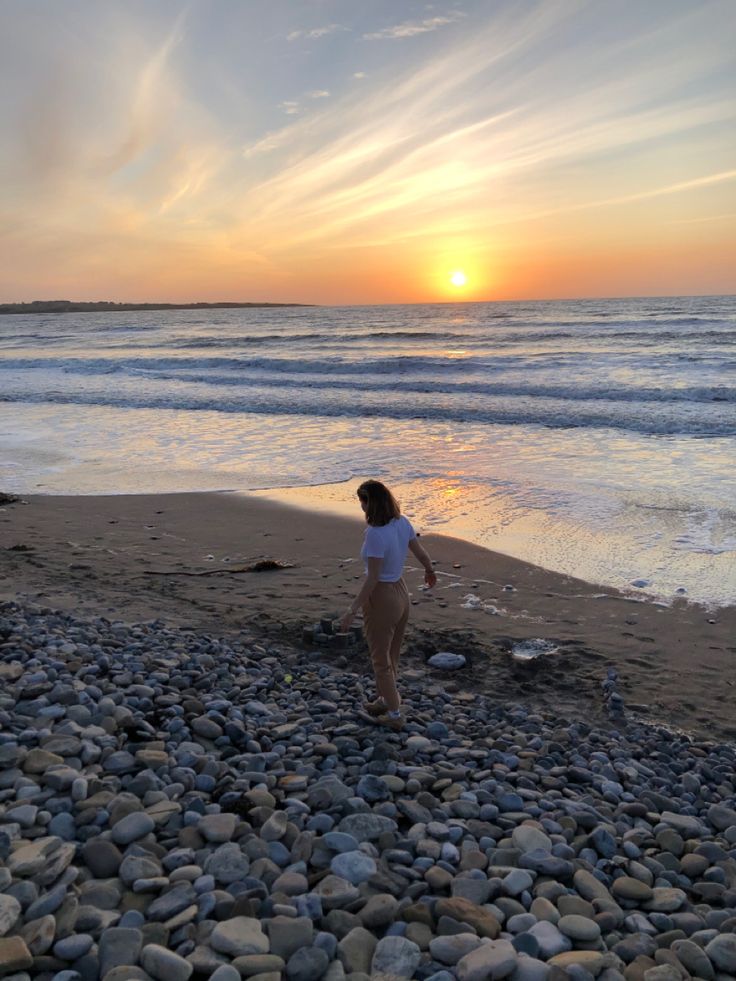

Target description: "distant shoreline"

left=0, top=300, right=314, bottom=315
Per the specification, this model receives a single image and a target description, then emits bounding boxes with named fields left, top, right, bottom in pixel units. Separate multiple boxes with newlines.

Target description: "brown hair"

left=357, top=479, right=401, bottom=527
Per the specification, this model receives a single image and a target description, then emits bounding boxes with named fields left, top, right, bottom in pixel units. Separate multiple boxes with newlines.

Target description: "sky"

left=1, top=0, right=735, bottom=304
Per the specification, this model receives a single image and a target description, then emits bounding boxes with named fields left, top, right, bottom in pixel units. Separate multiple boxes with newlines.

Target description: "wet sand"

left=1, top=491, right=734, bottom=740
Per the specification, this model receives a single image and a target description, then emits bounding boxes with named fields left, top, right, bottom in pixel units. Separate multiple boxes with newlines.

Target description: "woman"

left=340, top=479, right=436, bottom=730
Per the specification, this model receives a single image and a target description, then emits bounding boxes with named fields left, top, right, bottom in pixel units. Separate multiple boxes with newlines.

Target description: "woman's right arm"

left=409, top=538, right=437, bottom=588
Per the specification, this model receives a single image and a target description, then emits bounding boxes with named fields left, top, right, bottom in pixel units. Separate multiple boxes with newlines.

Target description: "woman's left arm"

left=340, top=557, right=381, bottom=632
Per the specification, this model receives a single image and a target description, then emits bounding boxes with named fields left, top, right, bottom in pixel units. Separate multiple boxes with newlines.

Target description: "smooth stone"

left=231, top=954, right=285, bottom=976
left=337, top=928, right=377, bottom=974
left=611, top=877, right=653, bottom=902
left=103, top=968, right=152, bottom=981
left=707, top=804, right=736, bottom=831
left=266, top=917, right=313, bottom=961
left=643, top=967, right=681, bottom=981
left=456, top=939, right=518, bottom=980
left=322, top=832, right=360, bottom=854
left=371, top=936, right=421, bottom=979
left=261, top=811, right=288, bottom=842
left=210, top=917, right=270, bottom=957
left=659, top=812, right=707, bottom=838
left=557, top=915, right=601, bottom=942
left=429, top=934, right=483, bottom=965
left=427, top=652, right=466, bottom=670
left=0, top=936, right=33, bottom=974
left=20, top=914, right=56, bottom=955
left=285, top=946, right=329, bottom=981
left=198, top=813, right=238, bottom=843
left=7, top=837, right=61, bottom=877
left=509, top=956, right=550, bottom=981
left=119, top=856, right=161, bottom=886
left=504, top=870, right=534, bottom=897
left=191, top=716, right=223, bottom=740
left=527, top=922, right=572, bottom=959
left=312, top=875, right=360, bottom=910
left=98, top=928, right=143, bottom=976
left=53, top=933, right=95, bottom=960
left=644, top=888, right=687, bottom=913
left=671, top=938, right=715, bottom=979
left=337, top=814, right=397, bottom=841
left=358, top=894, right=398, bottom=930
left=140, top=943, right=193, bottom=981
left=330, top=851, right=377, bottom=885
left=271, top=871, right=308, bottom=896
left=512, top=933, right=540, bottom=959
left=573, top=870, right=611, bottom=903
left=512, top=825, right=553, bottom=855
left=111, top=812, right=155, bottom=845
left=81, top=840, right=123, bottom=878
left=0, top=895, right=21, bottom=937
left=435, top=898, right=501, bottom=939
left=547, top=951, right=605, bottom=973
left=204, top=843, right=250, bottom=884
left=209, top=967, right=242, bottom=981
left=704, top=934, right=736, bottom=973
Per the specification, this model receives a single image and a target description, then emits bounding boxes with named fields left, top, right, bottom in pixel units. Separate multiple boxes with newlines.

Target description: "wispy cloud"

left=353, top=72, right=367, bottom=79
left=307, top=90, right=330, bottom=100
left=287, top=24, right=346, bottom=42
left=668, top=211, right=736, bottom=224
left=278, top=100, right=300, bottom=115
left=229, top=3, right=736, bottom=261
left=363, top=12, right=465, bottom=41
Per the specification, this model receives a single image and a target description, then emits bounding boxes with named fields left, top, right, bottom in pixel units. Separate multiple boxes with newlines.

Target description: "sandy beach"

left=1, top=491, right=733, bottom=741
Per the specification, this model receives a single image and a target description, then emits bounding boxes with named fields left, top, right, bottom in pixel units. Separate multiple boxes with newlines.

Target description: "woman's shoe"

left=373, top=712, right=404, bottom=732
left=364, top=698, right=388, bottom=716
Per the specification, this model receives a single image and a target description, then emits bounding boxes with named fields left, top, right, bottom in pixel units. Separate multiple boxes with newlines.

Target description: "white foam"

left=511, top=638, right=559, bottom=661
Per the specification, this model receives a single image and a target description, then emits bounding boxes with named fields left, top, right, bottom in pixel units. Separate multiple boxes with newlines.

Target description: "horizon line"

left=2, top=291, right=735, bottom=311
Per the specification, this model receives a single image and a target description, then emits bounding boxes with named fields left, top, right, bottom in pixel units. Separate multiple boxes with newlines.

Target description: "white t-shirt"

left=361, top=516, right=416, bottom=582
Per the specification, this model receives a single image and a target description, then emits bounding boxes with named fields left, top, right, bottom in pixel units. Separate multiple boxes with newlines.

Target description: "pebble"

left=456, top=939, right=518, bottom=980
left=210, top=917, right=270, bottom=957
left=329, top=851, right=377, bottom=885
left=110, top=812, right=155, bottom=845
left=0, top=603, right=735, bottom=981
left=140, top=943, right=193, bottom=981
left=285, top=945, right=329, bottom=981
left=371, top=936, right=421, bottom=978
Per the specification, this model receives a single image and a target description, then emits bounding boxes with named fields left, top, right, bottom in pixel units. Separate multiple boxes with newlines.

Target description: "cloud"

left=224, top=1, right=736, bottom=261
left=278, top=100, right=300, bottom=115
left=668, top=211, right=736, bottom=224
left=287, top=24, right=346, bottom=42
left=363, top=12, right=465, bottom=41
left=243, top=128, right=294, bottom=159
left=353, top=72, right=367, bottom=79
left=307, top=90, right=330, bottom=99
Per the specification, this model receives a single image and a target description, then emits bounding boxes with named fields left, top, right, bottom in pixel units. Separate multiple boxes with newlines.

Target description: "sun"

left=450, top=270, right=467, bottom=288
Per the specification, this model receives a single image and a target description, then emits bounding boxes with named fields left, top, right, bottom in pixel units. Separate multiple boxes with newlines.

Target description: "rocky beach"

left=1, top=491, right=736, bottom=980
left=1, top=602, right=736, bottom=981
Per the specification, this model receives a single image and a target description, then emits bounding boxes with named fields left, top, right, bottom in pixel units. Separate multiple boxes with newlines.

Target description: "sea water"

left=1, top=296, right=734, bottom=606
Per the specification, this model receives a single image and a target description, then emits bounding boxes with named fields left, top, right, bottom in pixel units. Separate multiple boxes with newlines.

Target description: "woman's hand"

left=424, top=569, right=437, bottom=589
left=339, top=610, right=355, bottom=633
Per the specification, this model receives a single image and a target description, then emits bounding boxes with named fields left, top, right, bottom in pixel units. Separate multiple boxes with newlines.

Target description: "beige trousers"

left=363, top=578, right=410, bottom=712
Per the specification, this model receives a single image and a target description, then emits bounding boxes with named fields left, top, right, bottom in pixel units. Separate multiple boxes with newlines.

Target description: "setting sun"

left=450, top=271, right=467, bottom=288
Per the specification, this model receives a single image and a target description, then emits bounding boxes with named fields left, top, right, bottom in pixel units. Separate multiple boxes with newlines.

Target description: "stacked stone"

left=601, top=670, right=625, bottom=721
left=302, top=616, right=360, bottom=651
left=0, top=601, right=735, bottom=981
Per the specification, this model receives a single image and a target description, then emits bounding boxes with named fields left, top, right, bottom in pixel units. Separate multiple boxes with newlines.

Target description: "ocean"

left=1, top=295, right=735, bottom=606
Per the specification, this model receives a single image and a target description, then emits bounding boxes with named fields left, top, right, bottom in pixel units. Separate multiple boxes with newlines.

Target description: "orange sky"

left=1, top=1, right=735, bottom=304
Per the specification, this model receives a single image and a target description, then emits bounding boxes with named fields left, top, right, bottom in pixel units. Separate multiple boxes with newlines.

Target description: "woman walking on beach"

left=340, top=479, right=436, bottom=730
